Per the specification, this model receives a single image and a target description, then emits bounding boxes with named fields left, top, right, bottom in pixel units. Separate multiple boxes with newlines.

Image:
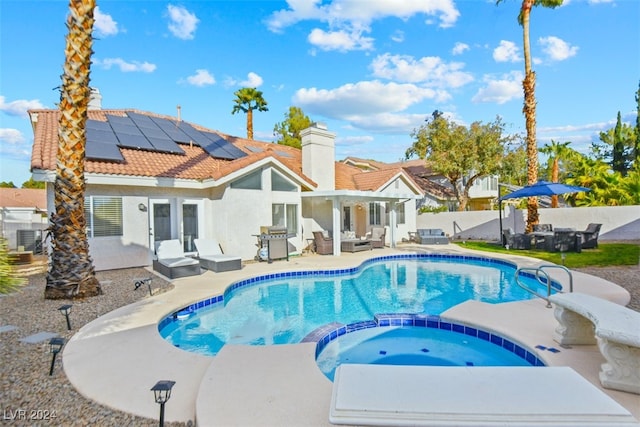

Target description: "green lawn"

left=453, top=241, right=639, bottom=268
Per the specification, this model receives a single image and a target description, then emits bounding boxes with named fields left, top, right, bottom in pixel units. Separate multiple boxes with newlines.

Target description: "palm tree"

left=45, top=0, right=101, bottom=299
left=539, top=140, right=571, bottom=207
left=498, top=0, right=563, bottom=231
left=231, top=87, right=269, bottom=140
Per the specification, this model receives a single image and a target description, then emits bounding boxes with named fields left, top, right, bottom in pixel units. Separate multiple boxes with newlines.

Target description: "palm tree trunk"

left=521, top=0, right=539, bottom=232
left=247, top=108, right=254, bottom=140
left=45, top=0, right=101, bottom=299
left=551, top=158, right=559, bottom=208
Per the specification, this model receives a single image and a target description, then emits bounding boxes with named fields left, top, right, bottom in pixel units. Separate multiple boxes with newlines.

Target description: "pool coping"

left=61, top=245, right=640, bottom=425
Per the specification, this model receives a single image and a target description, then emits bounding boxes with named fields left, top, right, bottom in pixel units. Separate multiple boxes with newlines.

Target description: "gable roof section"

left=29, top=108, right=420, bottom=195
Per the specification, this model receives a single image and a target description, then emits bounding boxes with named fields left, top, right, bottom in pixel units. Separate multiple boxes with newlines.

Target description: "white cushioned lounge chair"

left=152, top=239, right=201, bottom=279
left=194, top=238, right=242, bottom=272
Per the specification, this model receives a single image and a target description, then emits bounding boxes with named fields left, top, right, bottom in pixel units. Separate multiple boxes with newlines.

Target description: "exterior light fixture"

left=48, top=337, right=65, bottom=376
left=138, top=203, right=148, bottom=212
left=58, top=304, right=72, bottom=330
left=151, top=380, right=175, bottom=427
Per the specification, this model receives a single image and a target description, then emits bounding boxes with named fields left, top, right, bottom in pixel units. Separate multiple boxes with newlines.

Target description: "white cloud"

left=370, top=53, right=473, bottom=90
left=0, top=96, right=45, bottom=117
left=94, top=6, right=119, bottom=37
left=539, top=36, right=578, bottom=61
left=167, top=5, right=199, bottom=40
left=493, top=40, right=521, bottom=63
left=390, top=30, right=404, bottom=43
left=184, top=69, right=215, bottom=87
left=224, top=72, right=264, bottom=88
left=266, top=0, right=459, bottom=52
left=0, top=128, right=25, bottom=145
left=452, top=42, right=469, bottom=55
left=472, top=71, right=523, bottom=104
left=336, top=135, right=374, bottom=146
left=293, top=80, right=438, bottom=122
left=95, top=58, right=156, bottom=73
left=240, top=72, right=264, bottom=87
left=308, top=28, right=374, bottom=51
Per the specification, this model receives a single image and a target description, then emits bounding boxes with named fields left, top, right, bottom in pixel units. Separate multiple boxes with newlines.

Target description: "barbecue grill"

left=256, top=226, right=295, bottom=263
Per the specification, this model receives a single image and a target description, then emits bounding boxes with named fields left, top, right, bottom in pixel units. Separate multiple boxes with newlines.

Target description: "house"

left=29, top=105, right=423, bottom=271
left=0, top=188, right=48, bottom=252
left=342, top=157, right=498, bottom=211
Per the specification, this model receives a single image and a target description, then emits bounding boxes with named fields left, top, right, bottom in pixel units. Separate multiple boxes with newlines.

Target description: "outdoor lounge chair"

left=313, top=231, right=333, bottom=255
left=194, top=238, right=242, bottom=272
left=366, top=227, right=386, bottom=248
left=153, top=239, right=201, bottom=279
left=579, top=223, right=602, bottom=249
left=502, top=228, right=531, bottom=250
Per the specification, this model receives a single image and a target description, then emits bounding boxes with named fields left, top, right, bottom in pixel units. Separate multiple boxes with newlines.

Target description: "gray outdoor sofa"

left=416, top=229, right=449, bottom=245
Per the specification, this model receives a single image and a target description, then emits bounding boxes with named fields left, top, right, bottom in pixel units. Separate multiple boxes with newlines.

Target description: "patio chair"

left=502, top=228, right=531, bottom=250
left=552, top=230, right=581, bottom=253
left=313, top=231, right=333, bottom=255
left=366, top=227, right=386, bottom=248
left=579, top=223, right=602, bottom=249
left=194, top=238, right=242, bottom=272
left=533, top=224, right=553, bottom=232
left=153, top=239, right=201, bottom=279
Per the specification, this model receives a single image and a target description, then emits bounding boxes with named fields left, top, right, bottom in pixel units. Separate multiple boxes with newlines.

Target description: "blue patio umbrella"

left=497, top=180, right=590, bottom=246
left=499, top=180, right=590, bottom=201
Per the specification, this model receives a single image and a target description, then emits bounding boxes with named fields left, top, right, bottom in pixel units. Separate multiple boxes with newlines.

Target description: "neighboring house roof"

left=0, top=188, right=47, bottom=210
left=29, top=109, right=421, bottom=195
left=342, top=157, right=454, bottom=200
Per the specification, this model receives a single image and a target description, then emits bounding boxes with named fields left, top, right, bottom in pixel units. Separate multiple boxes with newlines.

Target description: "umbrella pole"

left=499, top=200, right=504, bottom=246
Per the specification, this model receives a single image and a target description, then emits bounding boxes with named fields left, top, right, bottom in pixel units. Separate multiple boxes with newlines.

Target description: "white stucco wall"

left=417, top=205, right=640, bottom=242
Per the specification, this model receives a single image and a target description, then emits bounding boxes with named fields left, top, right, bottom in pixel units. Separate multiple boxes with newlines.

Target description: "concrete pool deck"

left=62, top=245, right=640, bottom=426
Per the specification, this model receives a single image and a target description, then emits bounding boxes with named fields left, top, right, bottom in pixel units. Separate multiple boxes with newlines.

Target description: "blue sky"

left=1, top=0, right=638, bottom=185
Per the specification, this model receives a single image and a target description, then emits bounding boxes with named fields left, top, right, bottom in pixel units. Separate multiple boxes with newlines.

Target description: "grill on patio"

left=256, top=226, right=295, bottom=263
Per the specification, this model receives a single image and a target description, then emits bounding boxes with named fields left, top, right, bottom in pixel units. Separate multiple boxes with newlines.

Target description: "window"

left=230, top=169, right=262, bottom=189
left=85, top=196, right=123, bottom=237
left=385, top=203, right=405, bottom=225
left=395, top=203, right=406, bottom=224
left=369, top=202, right=382, bottom=225
left=271, top=170, right=296, bottom=192
left=272, top=203, right=298, bottom=234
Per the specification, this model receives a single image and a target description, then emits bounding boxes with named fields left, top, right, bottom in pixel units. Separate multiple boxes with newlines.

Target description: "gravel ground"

left=0, top=259, right=638, bottom=426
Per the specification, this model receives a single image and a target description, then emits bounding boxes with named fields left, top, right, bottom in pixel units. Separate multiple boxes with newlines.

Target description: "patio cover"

left=301, top=190, right=422, bottom=255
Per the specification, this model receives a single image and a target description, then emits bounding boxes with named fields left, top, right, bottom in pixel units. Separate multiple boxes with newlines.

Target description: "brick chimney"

left=301, top=122, right=336, bottom=191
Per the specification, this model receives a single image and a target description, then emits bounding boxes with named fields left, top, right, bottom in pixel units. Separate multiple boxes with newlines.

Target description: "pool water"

left=316, top=326, right=535, bottom=381
left=160, top=256, right=555, bottom=356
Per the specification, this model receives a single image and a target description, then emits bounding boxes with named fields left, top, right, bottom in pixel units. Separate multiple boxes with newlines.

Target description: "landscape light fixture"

left=151, top=380, right=175, bottom=427
left=58, top=304, right=72, bottom=330
left=48, top=337, right=65, bottom=376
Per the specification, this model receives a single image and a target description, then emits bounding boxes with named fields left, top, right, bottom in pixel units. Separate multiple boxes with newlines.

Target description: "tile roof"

left=29, top=109, right=419, bottom=194
left=0, top=188, right=47, bottom=210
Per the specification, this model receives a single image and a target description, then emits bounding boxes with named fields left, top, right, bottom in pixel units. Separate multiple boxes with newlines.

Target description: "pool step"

left=330, top=365, right=639, bottom=426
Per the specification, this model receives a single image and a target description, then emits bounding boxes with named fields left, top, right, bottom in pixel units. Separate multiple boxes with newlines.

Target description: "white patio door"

left=150, top=200, right=173, bottom=252
left=149, top=198, right=203, bottom=254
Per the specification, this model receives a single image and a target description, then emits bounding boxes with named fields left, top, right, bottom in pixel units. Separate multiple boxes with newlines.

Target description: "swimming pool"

left=159, top=254, right=559, bottom=356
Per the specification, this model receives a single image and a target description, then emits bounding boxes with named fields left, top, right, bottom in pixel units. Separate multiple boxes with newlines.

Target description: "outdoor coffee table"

left=341, top=239, right=372, bottom=252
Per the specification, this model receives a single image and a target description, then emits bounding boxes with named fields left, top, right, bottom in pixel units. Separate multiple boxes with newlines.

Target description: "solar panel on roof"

left=87, top=127, right=120, bottom=145
left=127, top=112, right=157, bottom=129
left=274, top=150, right=292, bottom=158
left=175, top=122, right=211, bottom=146
left=86, top=140, right=124, bottom=162
left=150, top=117, right=192, bottom=143
left=110, top=122, right=143, bottom=136
left=146, top=137, right=185, bottom=154
left=86, top=120, right=111, bottom=131
left=200, top=131, right=247, bottom=160
left=114, top=133, right=154, bottom=150
left=245, top=146, right=263, bottom=153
